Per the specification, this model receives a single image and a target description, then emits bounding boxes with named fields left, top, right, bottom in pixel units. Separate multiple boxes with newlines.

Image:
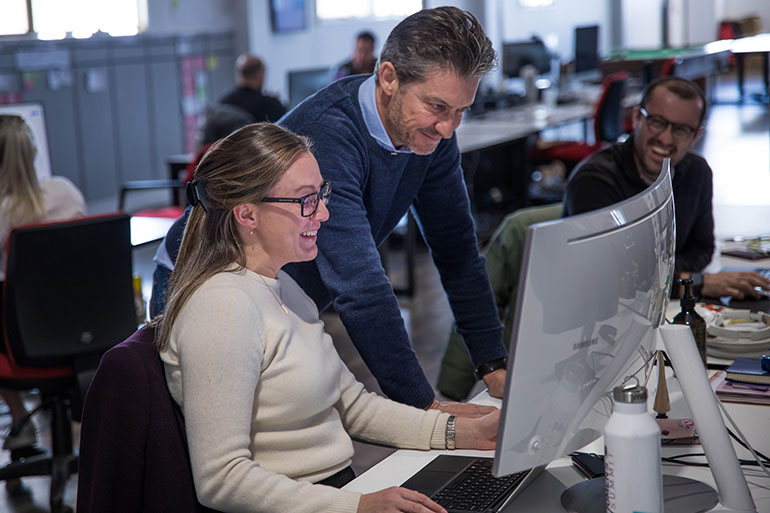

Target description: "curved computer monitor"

left=493, top=159, right=676, bottom=477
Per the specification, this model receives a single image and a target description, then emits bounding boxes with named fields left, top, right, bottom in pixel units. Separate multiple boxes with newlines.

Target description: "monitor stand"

left=561, top=324, right=757, bottom=513
left=561, top=474, right=717, bottom=512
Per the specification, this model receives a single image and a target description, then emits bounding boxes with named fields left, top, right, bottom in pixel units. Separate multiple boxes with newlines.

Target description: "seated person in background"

left=219, top=54, right=286, bottom=123
left=438, top=203, right=563, bottom=401
left=564, top=76, right=770, bottom=300
left=335, top=31, right=377, bottom=79
left=0, top=115, right=85, bottom=454
left=153, top=123, right=499, bottom=512
left=150, top=104, right=254, bottom=317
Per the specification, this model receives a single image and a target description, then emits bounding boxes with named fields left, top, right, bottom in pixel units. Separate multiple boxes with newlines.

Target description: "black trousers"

left=317, top=466, right=356, bottom=488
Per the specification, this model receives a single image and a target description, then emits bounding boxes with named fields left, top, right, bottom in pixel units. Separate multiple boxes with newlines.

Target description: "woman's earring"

left=250, top=227, right=255, bottom=236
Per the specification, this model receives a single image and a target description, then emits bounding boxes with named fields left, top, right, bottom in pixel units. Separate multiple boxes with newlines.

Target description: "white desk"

left=456, top=101, right=596, bottom=154
left=130, top=215, right=175, bottom=247
left=344, top=384, right=770, bottom=512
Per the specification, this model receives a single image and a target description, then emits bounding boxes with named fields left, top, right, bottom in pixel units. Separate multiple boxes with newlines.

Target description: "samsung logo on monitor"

left=573, top=338, right=598, bottom=351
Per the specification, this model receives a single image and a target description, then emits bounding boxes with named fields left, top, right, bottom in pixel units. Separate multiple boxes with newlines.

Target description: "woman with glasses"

left=153, top=123, right=499, bottom=513
left=0, top=115, right=85, bottom=458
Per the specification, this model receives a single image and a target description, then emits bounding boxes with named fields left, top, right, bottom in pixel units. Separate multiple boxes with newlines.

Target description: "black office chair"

left=0, top=213, right=137, bottom=513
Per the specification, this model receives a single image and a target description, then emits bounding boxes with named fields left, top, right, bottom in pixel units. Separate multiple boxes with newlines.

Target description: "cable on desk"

left=717, top=394, right=770, bottom=479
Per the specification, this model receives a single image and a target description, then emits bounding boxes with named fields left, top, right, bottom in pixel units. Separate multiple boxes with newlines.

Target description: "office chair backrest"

left=78, top=326, right=221, bottom=512
left=3, top=213, right=136, bottom=367
left=594, top=71, right=628, bottom=144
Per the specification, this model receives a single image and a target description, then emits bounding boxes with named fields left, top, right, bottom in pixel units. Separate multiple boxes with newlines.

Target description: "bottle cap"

left=613, top=384, right=647, bottom=404
left=679, top=278, right=696, bottom=308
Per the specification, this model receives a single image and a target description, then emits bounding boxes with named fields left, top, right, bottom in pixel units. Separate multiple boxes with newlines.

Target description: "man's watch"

left=475, top=357, right=508, bottom=380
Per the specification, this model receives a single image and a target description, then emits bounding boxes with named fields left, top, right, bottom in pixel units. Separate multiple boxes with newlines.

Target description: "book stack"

left=712, top=357, right=770, bottom=406
left=726, top=357, right=770, bottom=385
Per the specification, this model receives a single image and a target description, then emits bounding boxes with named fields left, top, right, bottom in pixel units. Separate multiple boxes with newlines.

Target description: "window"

left=1, top=0, right=147, bottom=39
left=0, top=0, right=30, bottom=36
left=518, top=0, right=554, bottom=7
left=316, top=0, right=420, bottom=21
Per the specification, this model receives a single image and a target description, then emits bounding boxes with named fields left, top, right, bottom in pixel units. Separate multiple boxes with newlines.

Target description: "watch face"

left=690, top=272, right=703, bottom=286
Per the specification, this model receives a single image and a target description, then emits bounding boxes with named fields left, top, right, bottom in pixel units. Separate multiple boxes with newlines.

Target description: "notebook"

left=400, top=455, right=544, bottom=513
left=725, top=357, right=770, bottom=385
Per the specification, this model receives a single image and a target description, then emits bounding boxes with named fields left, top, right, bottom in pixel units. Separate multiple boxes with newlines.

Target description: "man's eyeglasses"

left=639, top=107, right=699, bottom=140
left=261, top=181, right=332, bottom=217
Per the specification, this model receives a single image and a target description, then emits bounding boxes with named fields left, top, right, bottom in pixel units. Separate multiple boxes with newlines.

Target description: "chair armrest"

left=119, top=180, right=185, bottom=211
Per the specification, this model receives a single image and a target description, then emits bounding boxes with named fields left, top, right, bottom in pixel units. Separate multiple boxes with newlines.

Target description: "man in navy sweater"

left=280, top=6, right=507, bottom=411
left=152, top=7, right=508, bottom=412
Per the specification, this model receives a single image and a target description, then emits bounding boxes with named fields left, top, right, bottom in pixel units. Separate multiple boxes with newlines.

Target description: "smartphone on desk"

left=570, top=452, right=605, bottom=479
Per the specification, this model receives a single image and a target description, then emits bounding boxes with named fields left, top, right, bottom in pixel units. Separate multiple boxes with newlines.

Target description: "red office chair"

left=530, top=71, right=629, bottom=170
left=0, top=213, right=137, bottom=513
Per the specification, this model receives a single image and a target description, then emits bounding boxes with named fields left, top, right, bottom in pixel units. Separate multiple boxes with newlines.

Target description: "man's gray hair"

left=375, top=6, right=497, bottom=85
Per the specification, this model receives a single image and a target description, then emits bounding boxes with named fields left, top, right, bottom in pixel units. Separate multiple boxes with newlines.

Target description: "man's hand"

left=483, top=369, right=506, bottom=398
left=455, top=409, right=500, bottom=451
left=702, top=271, right=770, bottom=299
left=426, top=400, right=497, bottom=418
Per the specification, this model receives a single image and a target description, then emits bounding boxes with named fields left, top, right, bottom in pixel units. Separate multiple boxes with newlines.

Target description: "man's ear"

left=632, top=105, right=642, bottom=128
left=377, top=61, right=399, bottom=98
left=232, top=203, right=259, bottom=230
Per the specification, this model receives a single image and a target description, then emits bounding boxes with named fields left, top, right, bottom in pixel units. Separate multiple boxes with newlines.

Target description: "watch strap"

left=446, top=415, right=456, bottom=450
left=476, top=357, right=508, bottom=380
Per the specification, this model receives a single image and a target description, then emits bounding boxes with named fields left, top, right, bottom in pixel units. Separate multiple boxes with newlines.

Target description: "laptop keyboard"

left=431, top=458, right=527, bottom=512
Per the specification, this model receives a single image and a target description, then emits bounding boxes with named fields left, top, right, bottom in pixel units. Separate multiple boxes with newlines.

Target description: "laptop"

left=401, top=455, right=545, bottom=512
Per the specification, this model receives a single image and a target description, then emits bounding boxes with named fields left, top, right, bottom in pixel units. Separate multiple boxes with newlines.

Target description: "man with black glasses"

left=564, top=76, right=769, bottom=299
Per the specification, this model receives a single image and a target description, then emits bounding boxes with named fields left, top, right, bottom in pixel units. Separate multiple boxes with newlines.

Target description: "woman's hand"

left=455, top=409, right=500, bottom=450
left=426, top=400, right=497, bottom=418
left=357, top=487, right=446, bottom=513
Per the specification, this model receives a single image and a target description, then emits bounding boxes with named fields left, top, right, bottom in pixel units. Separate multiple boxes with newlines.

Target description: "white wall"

left=145, top=0, right=236, bottom=35
left=246, top=0, right=405, bottom=104
left=685, top=0, right=718, bottom=44
left=668, top=0, right=718, bottom=46
left=621, top=0, right=664, bottom=49
left=500, top=0, right=612, bottom=61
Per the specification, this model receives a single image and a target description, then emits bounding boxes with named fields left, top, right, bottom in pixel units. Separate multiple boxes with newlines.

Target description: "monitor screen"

left=0, top=102, right=53, bottom=180
left=575, top=25, right=600, bottom=74
left=269, top=0, right=306, bottom=33
left=287, top=67, right=334, bottom=108
left=493, top=159, right=675, bottom=477
left=502, top=38, right=551, bottom=78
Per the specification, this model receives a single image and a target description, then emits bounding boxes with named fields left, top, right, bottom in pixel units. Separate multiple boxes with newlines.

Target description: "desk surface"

left=130, top=215, right=175, bottom=247
left=456, top=100, right=596, bottom=154
left=730, top=33, right=770, bottom=54
left=344, top=386, right=770, bottom=512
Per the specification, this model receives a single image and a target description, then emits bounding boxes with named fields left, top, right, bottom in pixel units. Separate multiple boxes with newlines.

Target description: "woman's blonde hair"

left=0, top=115, right=44, bottom=226
left=154, top=123, right=312, bottom=350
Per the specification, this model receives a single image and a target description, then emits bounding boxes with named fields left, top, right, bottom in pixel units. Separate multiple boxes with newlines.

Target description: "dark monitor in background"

left=502, top=37, right=551, bottom=78
left=0, top=102, right=53, bottom=180
left=269, top=0, right=306, bottom=33
left=287, top=67, right=334, bottom=109
left=574, top=25, right=600, bottom=74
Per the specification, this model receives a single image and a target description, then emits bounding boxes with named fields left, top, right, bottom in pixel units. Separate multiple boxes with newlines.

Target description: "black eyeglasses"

left=639, top=107, right=699, bottom=140
left=261, top=181, right=332, bottom=217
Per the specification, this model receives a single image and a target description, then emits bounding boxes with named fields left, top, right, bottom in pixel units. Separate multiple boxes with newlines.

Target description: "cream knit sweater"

left=160, top=268, right=449, bottom=513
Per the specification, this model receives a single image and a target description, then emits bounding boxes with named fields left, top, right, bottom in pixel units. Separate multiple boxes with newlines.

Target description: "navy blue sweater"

left=281, top=76, right=506, bottom=407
